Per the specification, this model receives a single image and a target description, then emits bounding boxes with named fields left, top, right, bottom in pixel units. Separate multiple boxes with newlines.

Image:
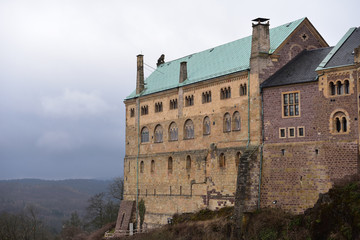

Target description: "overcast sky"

left=0, top=0, right=359, bottom=180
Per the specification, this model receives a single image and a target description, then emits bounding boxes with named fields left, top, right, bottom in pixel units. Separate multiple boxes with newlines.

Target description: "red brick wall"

left=261, top=23, right=326, bottom=81
left=261, top=74, right=359, bottom=213
left=263, top=81, right=358, bottom=143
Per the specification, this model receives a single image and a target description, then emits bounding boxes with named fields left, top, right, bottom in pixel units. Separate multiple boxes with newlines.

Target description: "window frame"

left=154, top=124, right=163, bottom=143
left=282, top=91, right=300, bottom=118
left=203, top=116, right=211, bottom=135
left=184, top=119, right=195, bottom=140
left=279, top=128, right=286, bottom=138
left=141, top=127, right=150, bottom=143
left=288, top=127, right=296, bottom=138
left=168, top=122, right=178, bottom=141
left=297, top=126, right=305, bottom=137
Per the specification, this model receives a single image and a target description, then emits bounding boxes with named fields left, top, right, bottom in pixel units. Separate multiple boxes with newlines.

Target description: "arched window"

left=342, top=117, right=347, bottom=132
left=186, top=155, right=191, bottom=170
left=232, top=111, right=241, bottom=131
left=332, top=111, right=349, bottom=134
left=203, top=116, right=211, bottom=135
left=235, top=152, right=241, bottom=169
left=141, top=127, right=149, bottom=143
left=329, top=82, right=336, bottom=95
left=169, top=122, right=178, bottom=141
left=219, top=153, right=226, bottom=168
left=240, top=84, right=247, bottom=96
left=151, top=160, right=155, bottom=173
left=336, top=81, right=343, bottom=95
left=223, top=113, right=231, bottom=132
left=168, top=157, right=173, bottom=174
left=336, top=117, right=341, bottom=132
left=184, top=119, right=194, bottom=139
left=344, top=80, right=350, bottom=94
left=140, top=161, right=144, bottom=173
left=154, top=124, right=163, bottom=143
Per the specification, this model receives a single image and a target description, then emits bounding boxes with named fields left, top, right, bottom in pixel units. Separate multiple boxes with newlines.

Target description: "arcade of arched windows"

left=329, top=79, right=350, bottom=96
left=141, top=111, right=241, bottom=143
left=331, top=111, right=349, bottom=134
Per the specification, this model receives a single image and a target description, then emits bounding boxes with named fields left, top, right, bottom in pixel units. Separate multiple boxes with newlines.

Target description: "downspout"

left=136, top=97, right=140, bottom=228
left=258, top=88, right=264, bottom=209
left=246, top=69, right=251, bottom=148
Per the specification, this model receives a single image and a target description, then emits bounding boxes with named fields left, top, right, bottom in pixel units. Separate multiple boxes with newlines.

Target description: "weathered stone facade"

left=122, top=18, right=359, bottom=229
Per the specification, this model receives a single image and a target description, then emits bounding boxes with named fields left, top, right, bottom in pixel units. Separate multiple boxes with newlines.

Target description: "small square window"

left=288, top=127, right=295, bottom=138
left=279, top=128, right=286, bottom=138
left=298, top=127, right=305, bottom=137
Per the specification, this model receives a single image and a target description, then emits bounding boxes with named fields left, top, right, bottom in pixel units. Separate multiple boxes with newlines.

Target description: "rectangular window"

left=279, top=128, right=286, bottom=138
left=130, top=108, right=135, bottom=117
left=288, top=127, right=295, bottom=138
left=298, top=127, right=305, bottom=137
left=282, top=91, right=300, bottom=117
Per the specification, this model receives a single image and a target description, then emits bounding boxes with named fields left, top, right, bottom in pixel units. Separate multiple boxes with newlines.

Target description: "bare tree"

left=107, top=177, right=124, bottom=201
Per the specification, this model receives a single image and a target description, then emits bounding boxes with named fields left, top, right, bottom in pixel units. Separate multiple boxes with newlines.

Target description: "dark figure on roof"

left=157, top=54, right=165, bottom=66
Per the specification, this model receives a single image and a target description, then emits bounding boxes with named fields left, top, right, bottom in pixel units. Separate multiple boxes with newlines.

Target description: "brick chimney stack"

left=251, top=17, right=270, bottom=58
left=136, top=54, right=144, bottom=94
left=179, top=61, right=187, bottom=83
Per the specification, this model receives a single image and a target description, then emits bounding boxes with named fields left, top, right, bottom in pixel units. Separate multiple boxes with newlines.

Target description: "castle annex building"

left=123, top=18, right=360, bottom=228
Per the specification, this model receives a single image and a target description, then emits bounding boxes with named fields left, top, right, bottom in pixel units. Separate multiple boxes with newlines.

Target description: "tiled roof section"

left=126, top=18, right=306, bottom=99
left=261, top=47, right=333, bottom=88
left=317, top=27, right=359, bottom=70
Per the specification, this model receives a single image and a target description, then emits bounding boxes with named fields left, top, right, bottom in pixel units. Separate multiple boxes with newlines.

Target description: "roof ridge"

left=316, top=27, right=357, bottom=70
left=126, top=17, right=307, bottom=100
left=156, top=17, right=306, bottom=68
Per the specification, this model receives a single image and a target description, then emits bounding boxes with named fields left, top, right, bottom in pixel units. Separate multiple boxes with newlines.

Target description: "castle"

left=122, top=17, right=360, bottom=229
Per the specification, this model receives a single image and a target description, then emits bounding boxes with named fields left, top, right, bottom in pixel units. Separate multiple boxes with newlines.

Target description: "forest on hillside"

left=0, top=178, right=123, bottom=238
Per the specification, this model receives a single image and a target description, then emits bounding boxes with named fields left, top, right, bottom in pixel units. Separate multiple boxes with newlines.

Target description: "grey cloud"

left=41, top=89, right=116, bottom=118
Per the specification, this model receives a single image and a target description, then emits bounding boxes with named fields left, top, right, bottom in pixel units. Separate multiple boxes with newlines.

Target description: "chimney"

left=179, top=61, right=187, bottom=83
left=251, top=17, right=270, bottom=58
left=136, top=54, right=144, bottom=94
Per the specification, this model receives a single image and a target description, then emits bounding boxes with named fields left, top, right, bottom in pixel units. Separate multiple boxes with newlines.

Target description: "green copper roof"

left=126, top=18, right=306, bottom=99
left=316, top=27, right=356, bottom=71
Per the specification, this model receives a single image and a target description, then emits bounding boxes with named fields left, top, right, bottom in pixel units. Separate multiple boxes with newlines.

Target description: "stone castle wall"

left=122, top=20, right=353, bottom=228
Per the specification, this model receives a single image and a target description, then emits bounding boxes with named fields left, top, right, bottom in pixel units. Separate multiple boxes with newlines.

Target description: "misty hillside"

left=0, top=178, right=114, bottom=232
